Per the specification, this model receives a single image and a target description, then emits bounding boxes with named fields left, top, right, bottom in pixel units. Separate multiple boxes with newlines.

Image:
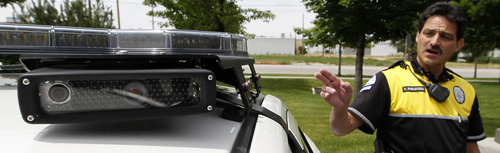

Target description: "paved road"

left=1, top=64, right=498, bottom=86
left=247, top=63, right=500, bottom=79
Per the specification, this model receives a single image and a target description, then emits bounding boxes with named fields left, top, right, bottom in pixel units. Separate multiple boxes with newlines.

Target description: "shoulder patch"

left=360, top=75, right=377, bottom=93
left=453, top=86, right=465, bottom=104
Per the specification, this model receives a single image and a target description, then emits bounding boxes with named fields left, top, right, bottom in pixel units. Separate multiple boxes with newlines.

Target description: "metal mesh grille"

left=40, top=78, right=202, bottom=114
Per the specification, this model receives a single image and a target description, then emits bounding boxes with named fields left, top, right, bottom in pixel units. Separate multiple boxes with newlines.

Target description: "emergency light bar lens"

left=39, top=78, right=202, bottom=114
left=171, top=34, right=223, bottom=50
left=55, top=31, right=109, bottom=48
left=0, top=29, right=50, bottom=46
left=114, top=31, right=165, bottom=48
left=0, top=24, right=247, bottom=56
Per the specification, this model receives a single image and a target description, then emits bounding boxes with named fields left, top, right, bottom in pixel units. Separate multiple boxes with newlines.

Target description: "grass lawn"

left=258, top=78, right=500, bottom=153
left=251, top=54, right=395, bottom=66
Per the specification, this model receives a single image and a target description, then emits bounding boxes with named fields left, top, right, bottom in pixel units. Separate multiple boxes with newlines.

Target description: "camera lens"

left=123, top=81, right=149, bottom=104
left=48, top=84, right=71, bottom=103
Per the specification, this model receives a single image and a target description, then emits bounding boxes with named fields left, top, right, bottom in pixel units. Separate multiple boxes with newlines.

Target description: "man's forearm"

left=329, top=108, right=361, bottom=136
left=467, top=142, right=480, bottom=153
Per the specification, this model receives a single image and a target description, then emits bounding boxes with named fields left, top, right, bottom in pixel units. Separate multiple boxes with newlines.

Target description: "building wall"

left=370, top=41, right=398, bottom=56
left=247, top=38, right=398, bottom=56
left=247, top=38, right=296, bottom=55
left=492, top=48, right=500, bottom=57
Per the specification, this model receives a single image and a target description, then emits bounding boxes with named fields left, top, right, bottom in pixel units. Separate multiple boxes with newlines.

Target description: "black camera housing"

left=18, top=63, right=216, bottom=124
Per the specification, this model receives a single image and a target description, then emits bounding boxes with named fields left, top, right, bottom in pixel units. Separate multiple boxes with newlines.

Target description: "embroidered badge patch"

left=453, top=86, right=465, bottom=104
left=360, top=75, right=376, bottom=93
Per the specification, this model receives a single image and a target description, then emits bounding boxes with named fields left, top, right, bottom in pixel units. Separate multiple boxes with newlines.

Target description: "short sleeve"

left=467, top=96, right=486, bottom=141
left=348, top=72, right=391, bottom=134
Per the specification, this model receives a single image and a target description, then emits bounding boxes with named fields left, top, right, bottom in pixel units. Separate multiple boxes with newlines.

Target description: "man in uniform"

left=315, top=2, right=486, bottom=153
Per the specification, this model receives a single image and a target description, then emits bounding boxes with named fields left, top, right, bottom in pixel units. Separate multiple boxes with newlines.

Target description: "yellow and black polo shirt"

left=348, top=60, right=486, bottom=153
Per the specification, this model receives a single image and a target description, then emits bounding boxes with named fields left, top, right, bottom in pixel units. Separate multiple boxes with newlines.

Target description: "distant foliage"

left=143, top=0, right=275, bottom=35
left=464, top=56, right=500, bottom=64
left=297, top=46, right=307, bottom=55
left=16, top=0, right=114, bottom=28
left=0, top=0, right=25, bottom=7
left=456, top=0, right=500, bottom=60
left=302, top=0, right=440, bottom=93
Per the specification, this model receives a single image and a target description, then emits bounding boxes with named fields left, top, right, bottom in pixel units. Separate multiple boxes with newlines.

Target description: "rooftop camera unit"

left=0, top=23, right=259, bottom=124
left=0, top=24, right=316, bottom=153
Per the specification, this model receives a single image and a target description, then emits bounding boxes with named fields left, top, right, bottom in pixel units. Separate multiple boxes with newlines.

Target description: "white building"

left=492, top=48, right=500, bottom=57
left=247, top=38, right=296, bottom=55
left=247, top=38, right=398, bottom=56
left=370, top=41, right=398, bottom=56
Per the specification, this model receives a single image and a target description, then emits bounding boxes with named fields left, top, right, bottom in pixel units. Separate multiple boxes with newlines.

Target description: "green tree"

left=59, top=0, right=114, bottom=28
left=295, top=26, right=338, bottom=56
left=295, top=23, right=349, bottom=75
left=16, top=0, right=114, bottom=28
left=0, top=0, right=25, bottom=7
left=143, top=0, right=275, bottom=35
left=303, top=0, right=440, bottom=94
left=389, top=34, right=416, bottom=59
left=16, top=0, right=59, bottom=25
left=455, top=0, right=500, bottom=78
left=296, top=24, right=351, bottom=75
left=297, top=46, right=307, bottom=55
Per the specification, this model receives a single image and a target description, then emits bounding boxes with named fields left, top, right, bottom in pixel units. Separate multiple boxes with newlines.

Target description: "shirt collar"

left=410, top=59, right=454, bottom=83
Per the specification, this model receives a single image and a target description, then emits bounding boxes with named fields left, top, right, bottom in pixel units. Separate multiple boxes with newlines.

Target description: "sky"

left=0, top=0, right=317, bottom=38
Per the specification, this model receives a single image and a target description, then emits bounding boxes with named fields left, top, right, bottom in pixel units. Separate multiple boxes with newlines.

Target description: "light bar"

left=17, top=68, right=216, bottom=124
left=0, top=23, right=247, bottom=56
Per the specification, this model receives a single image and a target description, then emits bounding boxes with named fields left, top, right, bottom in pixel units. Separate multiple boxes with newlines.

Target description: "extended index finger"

left=315, top=69, right=338, bottom=85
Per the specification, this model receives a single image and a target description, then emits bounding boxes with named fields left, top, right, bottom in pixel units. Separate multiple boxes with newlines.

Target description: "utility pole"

left=152, top=7, right=155, bottom=29
left=116, top=0, right=121, bottom=29
left=405, top=34, right=408, bottom=61
left=301, top=13, right=305, bottom=55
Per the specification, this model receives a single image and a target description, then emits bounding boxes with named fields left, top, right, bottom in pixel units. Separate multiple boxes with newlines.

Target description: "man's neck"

left=415, top=59, right=445, bottom=80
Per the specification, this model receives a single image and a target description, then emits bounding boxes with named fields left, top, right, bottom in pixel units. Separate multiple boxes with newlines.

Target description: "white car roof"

left=0, top=84, right=242, bottom=153
left=0, top=77, right=318, bottom=153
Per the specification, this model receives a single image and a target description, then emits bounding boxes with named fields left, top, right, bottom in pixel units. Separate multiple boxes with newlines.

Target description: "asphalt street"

left=1, top=64, right=498, bottom=86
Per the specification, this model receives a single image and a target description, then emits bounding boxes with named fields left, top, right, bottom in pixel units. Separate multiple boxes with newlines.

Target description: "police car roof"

left=0, top=83, right=241, bottom=153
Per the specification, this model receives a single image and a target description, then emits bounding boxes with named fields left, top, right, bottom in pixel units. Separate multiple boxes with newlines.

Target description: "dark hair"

left=417, top=2, right=467, bottom=40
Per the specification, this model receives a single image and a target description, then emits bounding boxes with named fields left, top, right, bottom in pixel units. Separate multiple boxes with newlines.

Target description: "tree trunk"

left=338, top=44, right=342, bottom=76
left=354, top=36, right=366, bottom=96
left=474, top=57, right=478, bottom=78
left=322, top=44, right=325, bottom=57
left=215, top=0, right=225, bottom=32
left=405, top=33, right=414, bottom=60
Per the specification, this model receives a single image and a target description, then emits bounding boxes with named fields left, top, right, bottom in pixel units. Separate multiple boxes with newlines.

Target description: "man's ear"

left=415, top=31, right=420, bottom=43
left=455, top=38, right=464, bottom=53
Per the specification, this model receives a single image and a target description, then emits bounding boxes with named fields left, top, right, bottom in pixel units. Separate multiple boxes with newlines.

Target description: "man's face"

left=415, top=15, right=464, bottom=69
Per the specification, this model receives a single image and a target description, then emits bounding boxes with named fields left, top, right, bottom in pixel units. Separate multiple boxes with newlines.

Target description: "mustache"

left=424, top=45, right=443, bottom=55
